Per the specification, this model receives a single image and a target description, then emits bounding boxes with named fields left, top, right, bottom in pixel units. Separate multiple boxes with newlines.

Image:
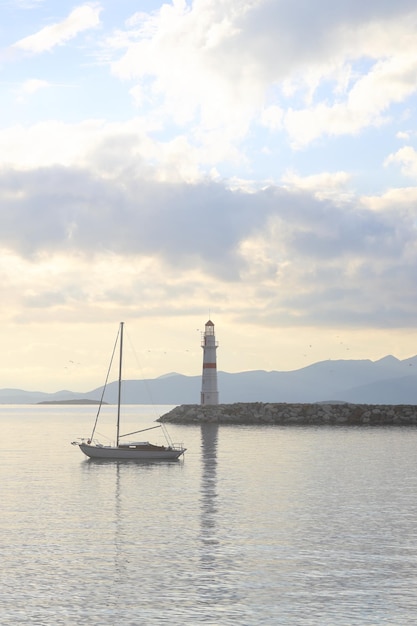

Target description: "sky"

left=1, top=0, right=417, bottom=392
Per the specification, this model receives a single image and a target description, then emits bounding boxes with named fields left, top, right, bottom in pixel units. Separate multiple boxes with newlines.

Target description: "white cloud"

left=13, top=3, right=102, bottom=54
left=281, top=170, right=353, bottom=202
left=397, top=131, right=411, bottom=140
left=260, top=105, right=284, bottom=132
left=104, top=0, right=417, bottom=153
left=110, top=0, right=266, bottom=140
left=284, top=52, right=417, bottom=147
left=0, top=158, right=414, bottom=287
left=13, top=0, right=45, bottom=7
left=0, top=119, right=109, bottom=169
left=385, top=146, right=417, bottom=180
left=363, top=185, right=417, bottom=213
left=0, top=115, right=243, bottom=185
left=20, top=78, right=49, bottom=94
left=6, top=2, right=417, bottom=176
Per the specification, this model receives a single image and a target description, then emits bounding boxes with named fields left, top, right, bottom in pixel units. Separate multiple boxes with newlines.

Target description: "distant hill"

left=1, top=355, right=417, bottom=405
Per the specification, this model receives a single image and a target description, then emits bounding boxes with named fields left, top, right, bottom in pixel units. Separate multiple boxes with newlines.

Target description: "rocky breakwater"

left=159, top=403, right=417, bottom=426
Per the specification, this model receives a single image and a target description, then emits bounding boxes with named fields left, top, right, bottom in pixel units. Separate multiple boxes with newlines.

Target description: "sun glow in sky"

left=2, top=0, right=417, bottom=392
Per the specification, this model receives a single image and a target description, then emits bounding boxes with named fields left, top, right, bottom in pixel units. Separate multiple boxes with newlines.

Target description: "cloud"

left=284, top=53, right=417, bottom=147
left=1, top=159, right=417, bottom=392
left=106, top=0, right=417, bottom=151
left=0, top=165, right=264, bottom=277
left=385, top=146, right=417, bottom=179
left=0, top=162, right=415, bottom=287
left=109, top=0, right=270, bottom=141
left=2, top=0, right=417, bottom=355
left=281, top=170, right=352, bottom=201
left=19, top=78, right=49, bottom=94
left=12, top=0, right=45, bottom=7
left=13, top=3, right=102, bottom=54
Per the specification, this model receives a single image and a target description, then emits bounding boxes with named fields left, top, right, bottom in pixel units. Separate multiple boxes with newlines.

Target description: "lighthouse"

left=200, top=319, right=219, bottom=405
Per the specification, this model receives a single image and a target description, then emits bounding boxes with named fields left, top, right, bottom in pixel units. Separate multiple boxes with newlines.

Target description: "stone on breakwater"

left=158, top=403, right=417, bottom=426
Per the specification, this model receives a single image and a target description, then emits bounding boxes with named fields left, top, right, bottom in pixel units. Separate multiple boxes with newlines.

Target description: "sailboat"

left=72, top=322, right=186, bottom=460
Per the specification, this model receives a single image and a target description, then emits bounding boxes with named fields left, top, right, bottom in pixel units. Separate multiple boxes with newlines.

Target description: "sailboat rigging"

left=72, top=322, right=186, bottom=460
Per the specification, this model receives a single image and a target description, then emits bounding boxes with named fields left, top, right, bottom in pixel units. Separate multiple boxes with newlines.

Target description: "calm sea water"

left=1, top=405, right=417, bottom=625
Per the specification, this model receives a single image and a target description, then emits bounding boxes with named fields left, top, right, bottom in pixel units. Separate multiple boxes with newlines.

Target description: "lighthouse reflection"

left=199, top=423, right=219, bottom=572
left=198, top=423, right=240, bottom=611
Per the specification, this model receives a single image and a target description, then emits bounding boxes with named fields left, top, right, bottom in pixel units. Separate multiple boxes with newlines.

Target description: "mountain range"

left=2, top=355, right=417, bottom=405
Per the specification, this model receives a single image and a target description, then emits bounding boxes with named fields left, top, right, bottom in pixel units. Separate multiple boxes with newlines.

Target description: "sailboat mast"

left=116, top=321, right=124, bottom=447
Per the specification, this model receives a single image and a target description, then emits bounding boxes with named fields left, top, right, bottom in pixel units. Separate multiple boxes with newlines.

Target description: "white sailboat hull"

left=78, top=442, right=185, bottom=460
